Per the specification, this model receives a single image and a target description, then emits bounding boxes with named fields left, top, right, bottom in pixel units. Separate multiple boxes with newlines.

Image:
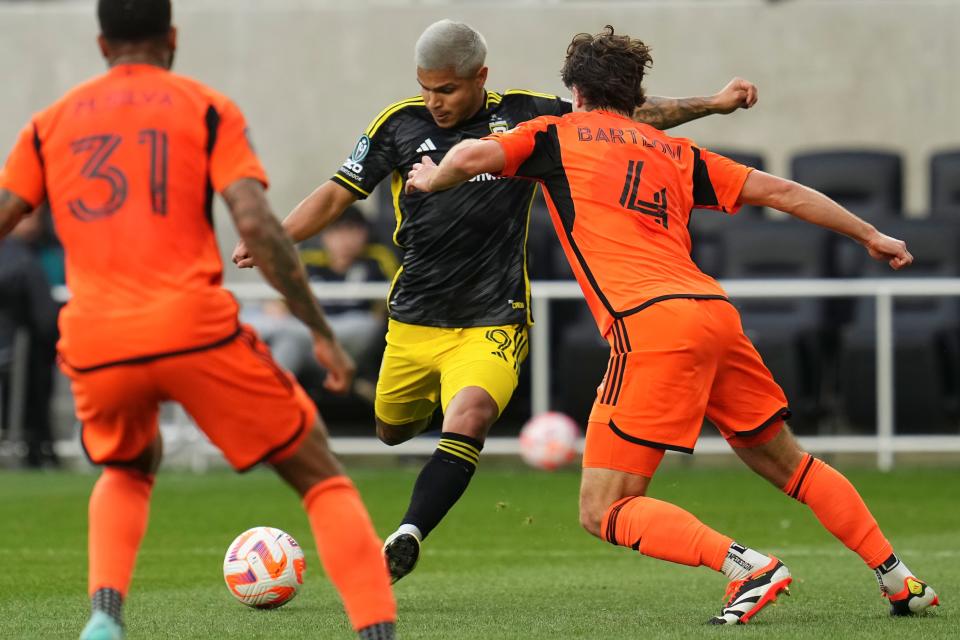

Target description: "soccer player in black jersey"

left=234, top=18, right=759, bottom=583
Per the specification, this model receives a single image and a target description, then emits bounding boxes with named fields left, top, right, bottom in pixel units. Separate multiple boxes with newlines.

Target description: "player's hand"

left=406, top=156, right=438, bottom=194
left=313, top=336, right=356, bottom=395
left=864, top=231, right=913, bottom=270
left=232, top=240, right=256, bottom=269
left=712, top=77, right=758, bottom=114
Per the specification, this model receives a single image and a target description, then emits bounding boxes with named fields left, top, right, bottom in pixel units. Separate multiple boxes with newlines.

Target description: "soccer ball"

left=519, top=412, right=581, bottom=471
left=223, top=526, right=305, bottom=609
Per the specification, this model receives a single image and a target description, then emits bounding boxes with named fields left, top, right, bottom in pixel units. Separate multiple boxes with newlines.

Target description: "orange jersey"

left=488, top=109, right=751, bottom=337
left=0, top=64, right=266, bottom=369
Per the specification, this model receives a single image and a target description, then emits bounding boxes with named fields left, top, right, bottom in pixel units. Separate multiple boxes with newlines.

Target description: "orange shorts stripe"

left=583, top=298, right=789, bottom=472
left=65, top=325, right=316, bottom=471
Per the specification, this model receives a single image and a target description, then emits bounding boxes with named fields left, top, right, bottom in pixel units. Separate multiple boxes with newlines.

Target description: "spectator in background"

left=0, top=213, right=59, bottom=468
left=244, top=206, right=397, bottom=399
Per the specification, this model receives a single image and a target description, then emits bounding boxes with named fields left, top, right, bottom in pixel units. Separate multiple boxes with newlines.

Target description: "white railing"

left=44, top=278, right=960, bottom=470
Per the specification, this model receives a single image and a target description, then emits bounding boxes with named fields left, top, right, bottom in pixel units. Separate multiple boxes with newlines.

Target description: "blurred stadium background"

left=1, top=0, right=959, bottom=469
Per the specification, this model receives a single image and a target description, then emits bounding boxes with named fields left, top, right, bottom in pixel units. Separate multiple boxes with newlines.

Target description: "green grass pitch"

left=1, top=463, right=956, bottom=639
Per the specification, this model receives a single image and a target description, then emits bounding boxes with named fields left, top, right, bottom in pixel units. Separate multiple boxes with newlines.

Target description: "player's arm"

left=635, top=78, right=758, bottom=130
left=232, top=181, right=357, bottom=268
left=406, top=140, right=506, bottom=193
left=0, top=189, right=32, bottom=238
left=739, top=171, right=912, bottom=270
left=223, top=178, right=356, bottom=391
left=285, top=181, right=359, bottom=242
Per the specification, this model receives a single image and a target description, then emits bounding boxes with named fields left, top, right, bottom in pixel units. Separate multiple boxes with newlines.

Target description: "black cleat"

left=383, top=531, right=420, bottom=584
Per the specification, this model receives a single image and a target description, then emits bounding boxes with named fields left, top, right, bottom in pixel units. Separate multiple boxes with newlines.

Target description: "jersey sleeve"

left=210, top=99, right=268, bottom=193
left=485, top=116, right=557, bottom=179
left=331, top=113, right=399, bottom=200
left=0, top=121, right=46, bottom=207
left=691, top=147, right=753, bottom=214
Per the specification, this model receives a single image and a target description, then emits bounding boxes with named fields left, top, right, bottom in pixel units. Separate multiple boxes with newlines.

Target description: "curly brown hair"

left=561, top=26, right=653, bottom=114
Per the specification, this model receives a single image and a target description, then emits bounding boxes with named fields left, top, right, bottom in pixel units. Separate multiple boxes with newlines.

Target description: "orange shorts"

left=61, top=325, right=317, bottom=471
left=583, top=298, right=789, bottom=477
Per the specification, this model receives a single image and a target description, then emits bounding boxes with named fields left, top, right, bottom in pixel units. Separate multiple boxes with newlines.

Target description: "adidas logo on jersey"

left=416, top=139, right=438, bottom=153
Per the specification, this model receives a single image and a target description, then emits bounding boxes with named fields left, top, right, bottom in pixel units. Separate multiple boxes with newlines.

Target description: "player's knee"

left=578, top=498, right=605, bottom=538
left=579, top=508, right=603, bottom=538
left=272, top=426, right=344, bottom=496
left=444, top=405, right=497, bottom=440
left=118, top=434, right=163, bottom=476
left=375, top=418, right=424, bottom=446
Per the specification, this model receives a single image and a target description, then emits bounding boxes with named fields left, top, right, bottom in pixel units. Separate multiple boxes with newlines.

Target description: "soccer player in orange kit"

left=0, top=2, right=395, bottom=639
left=406, top=25, right=939, bottom=626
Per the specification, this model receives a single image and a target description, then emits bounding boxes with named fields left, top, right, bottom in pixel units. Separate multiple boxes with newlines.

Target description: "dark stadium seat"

left=722, top=221, right=833, bottom=432
left=930, top=150, right=960, bottom=217
left=838, top=220, right=960, bottom=434
left=688, top=207, right=751, bottom=279
left=791, top=150, right=903, bottom=218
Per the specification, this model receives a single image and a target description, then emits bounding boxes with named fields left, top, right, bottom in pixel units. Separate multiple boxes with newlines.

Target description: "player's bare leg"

left=579, top=466, right=791, bottom=625
left=383, top=386, right=498, bottom=582
left=734, top=425, right=939, bottom=615
left=272, top=420, right=397, bottom=639
left=81, top=435, right=163, bottom=640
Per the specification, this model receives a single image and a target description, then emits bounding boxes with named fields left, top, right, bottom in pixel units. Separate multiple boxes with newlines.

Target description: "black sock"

left=358, top=621, right=396, bottom=640
left=91, top=587, right=123, bottom=625
left=401, top=432, right=483, bottom=539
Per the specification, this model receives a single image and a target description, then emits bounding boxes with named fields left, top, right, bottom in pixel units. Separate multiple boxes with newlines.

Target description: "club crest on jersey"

left=489, top=117, right=510, bottom=134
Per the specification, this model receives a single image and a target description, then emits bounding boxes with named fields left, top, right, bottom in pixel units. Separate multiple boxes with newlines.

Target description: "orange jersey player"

left=0, top=2, right=395, bottom=639
left=406, top=26, right=937, bottom=627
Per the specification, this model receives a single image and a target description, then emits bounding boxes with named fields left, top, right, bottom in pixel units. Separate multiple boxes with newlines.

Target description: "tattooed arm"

left=222, top=178, right=355, bottom=393
left=0, top=189, right=32, bottom=239
left=635, top=77, right=758, bottom=130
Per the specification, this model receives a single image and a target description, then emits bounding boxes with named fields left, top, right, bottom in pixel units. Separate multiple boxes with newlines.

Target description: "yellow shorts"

left=375, top=319, right=529, bottom=425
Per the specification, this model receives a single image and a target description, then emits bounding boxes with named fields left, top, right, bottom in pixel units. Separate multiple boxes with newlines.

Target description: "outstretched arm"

left=223, top=178, right=356, bottom=392
left=0, top=189, right=32, bottom=239
left=635, top=78, right=758, bottom=130
left=405, top=140, right=506, bottom=194
left=739, top=171, right=912, bottom=270
left=232, top=180, right=357, bottom=268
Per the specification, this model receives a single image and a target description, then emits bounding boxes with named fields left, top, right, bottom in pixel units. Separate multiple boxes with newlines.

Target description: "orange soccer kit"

left=490, top=110, right=788, bottom=477
left=0, top=64, right=315, bottom=470
left=487, top=110, right=894, bottom=575
left=0, top=64, right=395, bottom=631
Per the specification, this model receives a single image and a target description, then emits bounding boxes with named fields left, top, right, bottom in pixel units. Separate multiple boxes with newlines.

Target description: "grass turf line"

left=0, top=465, right=956, bottom=639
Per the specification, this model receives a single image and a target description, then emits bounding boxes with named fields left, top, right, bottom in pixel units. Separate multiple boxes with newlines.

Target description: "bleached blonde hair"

left=415, top=19, right=487, bottom=77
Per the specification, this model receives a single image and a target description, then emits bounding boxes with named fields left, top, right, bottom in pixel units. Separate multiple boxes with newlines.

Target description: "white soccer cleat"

left=708, top=557, right=792, bottom=625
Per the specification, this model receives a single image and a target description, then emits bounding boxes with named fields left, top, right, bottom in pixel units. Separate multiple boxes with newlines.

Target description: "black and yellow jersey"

left=332, top=90, right=571, bottom=328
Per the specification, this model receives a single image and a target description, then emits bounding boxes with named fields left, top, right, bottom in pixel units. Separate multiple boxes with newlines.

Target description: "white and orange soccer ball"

left=519, top=411, right=581, bottom=471
left=223, top=526, right=305, bottom=609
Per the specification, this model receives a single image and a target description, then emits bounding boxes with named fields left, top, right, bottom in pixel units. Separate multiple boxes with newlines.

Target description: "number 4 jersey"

left=486, top=109, right=753, bottom=339
left=0, top=64, right=266, bottom=369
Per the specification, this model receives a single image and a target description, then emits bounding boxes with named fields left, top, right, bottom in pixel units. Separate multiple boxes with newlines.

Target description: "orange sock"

left=601, top=496, right=732, bottom=571
left=783, top=454, right=893, bottom=568
left=88, top=467, right=154, bottom=597
left=303, top=476, right=396, bottom=630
